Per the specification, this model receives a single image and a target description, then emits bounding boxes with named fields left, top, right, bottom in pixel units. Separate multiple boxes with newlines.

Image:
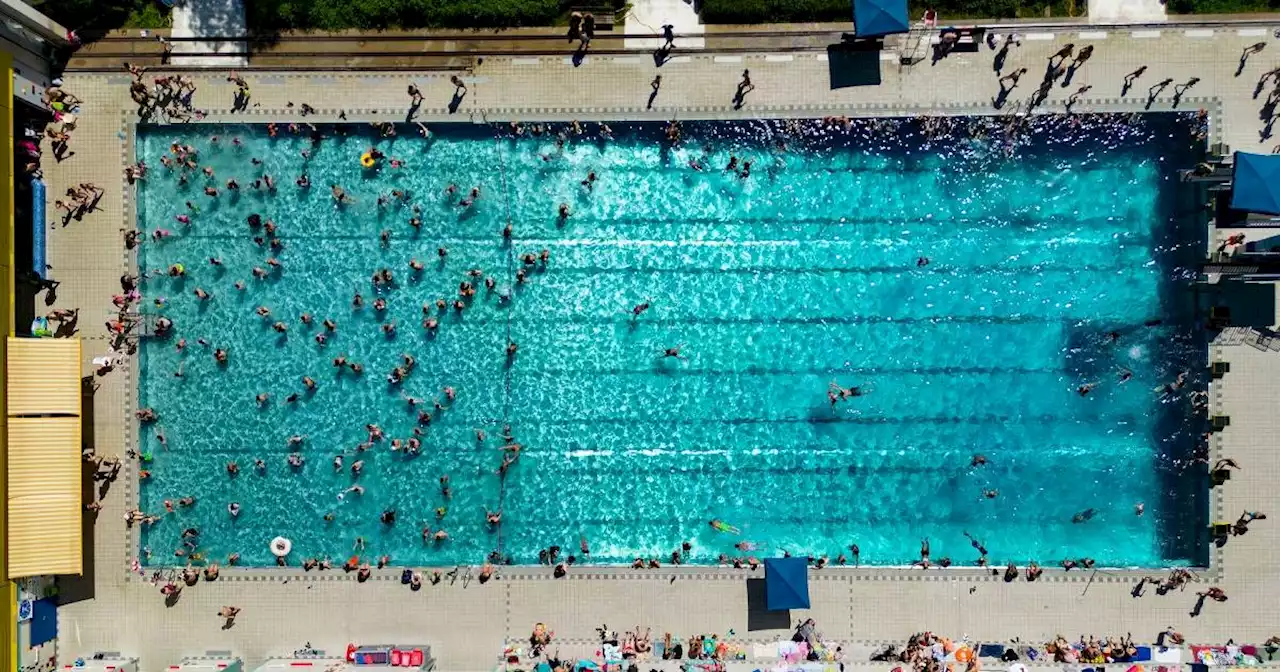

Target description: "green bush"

left=246, top=0, right=611, bottom=31
left=28, top=0, right=160, bottom=29
left=700, top=0, right=849, bottom=23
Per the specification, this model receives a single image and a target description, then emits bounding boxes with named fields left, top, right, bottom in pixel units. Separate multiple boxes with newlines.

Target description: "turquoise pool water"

left=134, top=115, right=1208, bottom=568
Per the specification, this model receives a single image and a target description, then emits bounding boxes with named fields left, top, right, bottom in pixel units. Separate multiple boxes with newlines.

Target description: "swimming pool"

left=134, top=114, right=1209, bottom=568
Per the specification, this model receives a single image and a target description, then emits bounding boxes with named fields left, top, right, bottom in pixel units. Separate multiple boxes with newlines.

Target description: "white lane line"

left=1238, top=28, right=1267, bottom=36
left=1184, top=29, right=1214, bottom=37
left=1132, top=30, right=1161, bottom=38
left=1025, top=32, right=1055, bottom=40
left=1078, top=31, right=1107, bottom=39
left=714, top=55, right=743, bottom=63
left=611, top=56, right=644, bottom=64
left=668, top=56, right=692, bottom=63
left=816, top=54, right=829, bottom=61
left=764, top=54, right=794, bottom=62
left=512, top=57, right=540, bottom=65
left=879, top=52, right=898, bottom=61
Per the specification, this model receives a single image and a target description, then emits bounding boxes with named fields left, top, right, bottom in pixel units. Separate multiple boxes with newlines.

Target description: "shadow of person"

left=653, top=46, right=672, bottom=67
left=993, top=45, right=1010, bottom=73
left=164, top=591, right=181, bottom=608
left=53, top=313, right=79, bottom=338
left=405, top=101, right=421, bottom=123
left=572, top=44, right=588, bottom=67
left=647, top=89, right=659, bottom=110
left=992, top=87, right=1012, bottom=110
left=1061, top=64, right=1079, bottom=87
left=1261, top=115, right=1276, bottom=141
left=1145, top=79, right=1172, bottom=111
left=1190, top=593, right=1206, bottom=617
left=448, top=90, right=466, bottom=114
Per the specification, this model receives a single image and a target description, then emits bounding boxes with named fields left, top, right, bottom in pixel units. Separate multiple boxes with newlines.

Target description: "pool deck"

left=41, top=24, right=1280, bottom=672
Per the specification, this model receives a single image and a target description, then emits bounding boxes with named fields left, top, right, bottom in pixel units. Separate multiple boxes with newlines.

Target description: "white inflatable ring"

left=270, top=536, right=292, bottom=557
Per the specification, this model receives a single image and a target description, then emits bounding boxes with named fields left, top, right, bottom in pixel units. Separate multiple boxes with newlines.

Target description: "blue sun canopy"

left=764, top=557, right=811, bottom=610
left=853, top=0, right=909, bottom=37
left=1232, top=152, right=1280, bottom=216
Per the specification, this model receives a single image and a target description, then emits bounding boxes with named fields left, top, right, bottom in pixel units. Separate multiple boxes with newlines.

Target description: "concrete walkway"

left=625, top=0, right=706, bottom=50
left=36, top=23, right=1280, bottom=672
left=1088, top=0, right=1169, bottom=25
left=169, top=0, right=248, bottom=66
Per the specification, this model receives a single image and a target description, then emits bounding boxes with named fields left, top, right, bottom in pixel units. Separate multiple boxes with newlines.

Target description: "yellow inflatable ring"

left=360, top=152, right=376, bottom=168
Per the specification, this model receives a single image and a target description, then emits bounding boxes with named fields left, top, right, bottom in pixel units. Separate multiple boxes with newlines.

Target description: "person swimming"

left=1072, top=508, right=1097, bottom=524
left=709, top=519, right=740, bottom=534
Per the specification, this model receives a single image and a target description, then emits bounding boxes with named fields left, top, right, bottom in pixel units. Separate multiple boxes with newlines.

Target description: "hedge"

left=30, top=0, right=170, bottom=29
left=246, top=0, right=611, bottom=31
left=700, top=0, right=850, bottom=23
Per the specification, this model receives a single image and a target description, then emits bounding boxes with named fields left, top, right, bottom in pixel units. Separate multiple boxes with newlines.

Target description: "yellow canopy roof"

left=7, top=338, right=82, bottom=416
left=7, top=416, right=82, bottom=577
left=5, top=338, right=85, bottom=578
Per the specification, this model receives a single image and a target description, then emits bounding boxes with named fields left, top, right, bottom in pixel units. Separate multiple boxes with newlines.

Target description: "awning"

left=7, top=337, right=82, bottom=416
left=6, top=337, right=84, bottom=578
left=764, top=557, right=810, bottom=610
left=1231, top=152, right=1280, bottom=216
left=853, top=0, right=909, bottom=37
left=7, top=416, right=82, bottom=577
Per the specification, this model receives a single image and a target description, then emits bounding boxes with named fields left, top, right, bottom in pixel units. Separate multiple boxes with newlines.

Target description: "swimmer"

left=1135, top=502, right=1145, bottom=516
left=632, top=300, right=651, bottom=318
left=661, top=344, right=686, bottom=359
left=1072, top=508, right=1097, bottom=524
left=735, top=541, right=758, bottom=551
left=333, top=455, right=344, bottom=471
left=1117, top=367, right=1133, bottom=383
left=1077, top=381, right=1098, bottom=396
left=962, top=529, right=983, bottom=555
left=971, top=454, right=987, bottom=467
left=227, top=502, right=241, bottom=517
left=709, top=519, right=740, bottom=534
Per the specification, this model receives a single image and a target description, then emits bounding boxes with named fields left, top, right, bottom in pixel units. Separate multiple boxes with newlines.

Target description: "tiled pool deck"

left=44, top=25, right=1280, bottom=671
